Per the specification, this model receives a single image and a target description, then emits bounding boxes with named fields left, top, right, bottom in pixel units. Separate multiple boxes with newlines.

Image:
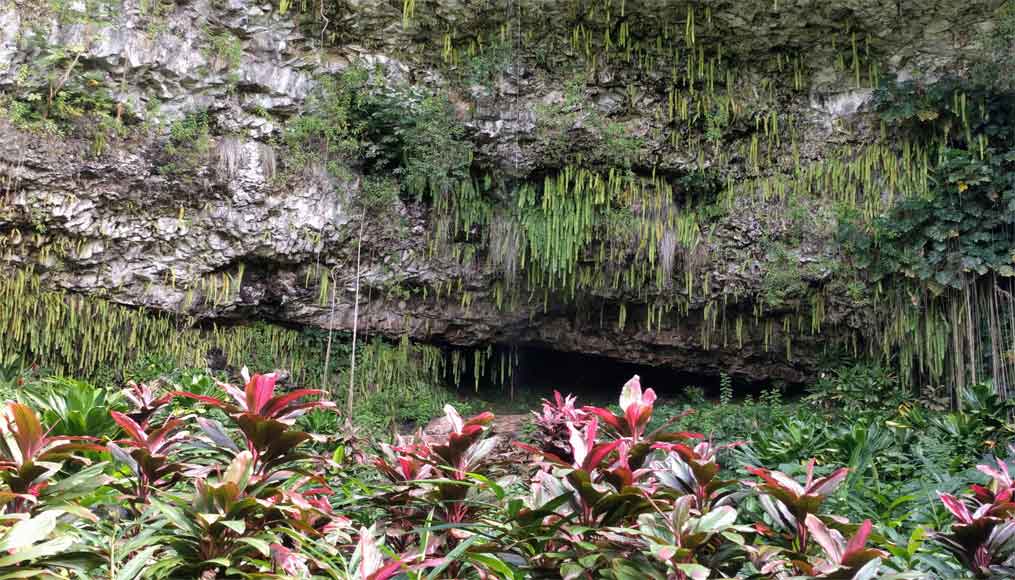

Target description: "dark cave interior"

left=443, top=343, right=787, bottom=406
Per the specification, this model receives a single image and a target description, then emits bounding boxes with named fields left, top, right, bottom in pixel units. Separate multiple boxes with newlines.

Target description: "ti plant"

left=513, top=375, right=740, bottom=579
left=799, top=515, right=888, bottom=578
left=175, top=370, right=336, bottom=479
left=637, top=495, right=745, bottom=580
left=0, top=402, right=105, bottom=513
left=0, top=509, right=99, bottom=578
left=108, top=411, right=188, bottom=505
left=120, top=380, right=175, bottom=428
left=744, top=459, right=895, bottom=578
left=746, top=459, right=849, bottom=551
left=583, top=375, right=659, bottom=440
left=531, top=390, right=586, bottom=463
left=934, top=457, right=1015, bottom=578
left=370, top=405, right=503, bottom=574
left=150, top=450, right=311, bottom=577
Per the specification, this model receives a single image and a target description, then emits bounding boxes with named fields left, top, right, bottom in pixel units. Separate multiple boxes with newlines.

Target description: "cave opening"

left=512, top=346, right=721, bottom=404
left=443, top=343, right=775, bottom=407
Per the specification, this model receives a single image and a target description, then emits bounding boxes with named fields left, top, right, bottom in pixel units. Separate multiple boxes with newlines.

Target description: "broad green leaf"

left=0, top=570, right=62, bottom=579
left=116, top=545, right=160, bottom=580
left=424, top=535, right=480, bottom=580
left=202, top=557, right=231, bottom=566
left=0, top=537, right=75, bottom=567
left=222, top=450, right=253, bottom=487
left=561, top=563, right=584, bottom=580
left=465, top=553, right=517, bottom=579
left=853, top=558, right=882, bottom=580
left=695, top=506, right=736, bottom=533
left=151, top=500, right=201, bottom=536
left=236, top=537, right=272, bottom=557
left=675, top=563, right=710, bottom=580
left=218, top=520, right=245, bottom=534
left=0, top=511, right=61, bottom=552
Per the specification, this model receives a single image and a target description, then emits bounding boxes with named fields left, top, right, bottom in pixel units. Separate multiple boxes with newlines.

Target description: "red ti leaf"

left=260, top=389, right=329, bottom=419
left=583, top=407, right=623, bottom=433
left=808, top=467, right=850, bottom=497
left=168, top=391, right=233, bottom=411
left=844, top=519, right=874, bottom=558
left=245, top=373, right=278, bottom=415
left=804, top=514, right=843, bottom=564
left=938, top=493, right=973, bottom=524
left=110, top=411, right=148, bottom=443
left=583, top=440, right=622, bottom=472
left=6, top=402, right=45, bottom=460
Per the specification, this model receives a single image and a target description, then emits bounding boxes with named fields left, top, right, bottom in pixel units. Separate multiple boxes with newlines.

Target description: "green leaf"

left=202, top=557, right=231, bottom=567
left=151, top=500, right=201, bottom=536
left=219, top=520, right=246, bottom=535
left=0, top=537, right=75, bottom=567
left=675, top=563, right=710, bottom=580
left=853, top=558, right=882, bottom=580
left=0, top=511, right=60, bottom=552
left=236, top=537, right=272, bottom=557
left=695, top=506, right=736, bottom=533
left=908, top=527, right=927, bottom=556
left=465, top=553, right=517, bottom=579
left=0, top=570, right=62, bottom=579
left=425, top=535, right=480, bottom=580
left=116, top=545, right=161, bottom=580
left=561, top=563, right=584, bottom=580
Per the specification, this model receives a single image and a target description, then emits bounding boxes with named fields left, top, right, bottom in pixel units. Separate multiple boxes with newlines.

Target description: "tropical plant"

left=797, top=515, right=888, bottom=577
left=934, top=457, right=1015, bottom=578
left=120, top=380, right=175, bottom=429
left=530, top=390, right=585, bottom=462
left=18, top=377, right=124, bottom=439
left=150, top=451, right=285, bottom=577
left=0, top=509, right=99, bottom=578
left=746, top=459, right=850, bottom=554
left=0, top=402, right=105, bottom=513
left=107, top=411, right=188, bottom=504
left=803, top=363, right=904, bottom=414
left=174, top=370, right=335, bottom=478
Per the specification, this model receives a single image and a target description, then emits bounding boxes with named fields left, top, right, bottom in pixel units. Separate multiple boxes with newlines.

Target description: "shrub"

left=0, top=363, right=1004, bottom=578
left=804, top=363, right=905, bottom=414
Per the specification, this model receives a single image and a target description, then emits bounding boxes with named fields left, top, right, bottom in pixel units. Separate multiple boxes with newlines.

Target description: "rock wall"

left=0, top=0, right=1004, bottom=384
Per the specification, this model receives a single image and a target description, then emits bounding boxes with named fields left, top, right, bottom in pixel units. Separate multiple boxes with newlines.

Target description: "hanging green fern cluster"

left=837, top=79, right=1015, bottom=395
left=0, top=268, right=306, bottom=380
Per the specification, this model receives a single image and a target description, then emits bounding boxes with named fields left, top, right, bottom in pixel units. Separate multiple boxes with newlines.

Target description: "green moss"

left=760, top=243, right=808, bottom=310
left=204, top=29, right=244, bottom=78
left=162, top=110, right=212, bottom=176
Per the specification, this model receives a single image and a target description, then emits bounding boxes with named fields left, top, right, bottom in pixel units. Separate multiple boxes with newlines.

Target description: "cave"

left=444, top=343, right=790, bottom=405
left=513, top=346, right=721, bottom=404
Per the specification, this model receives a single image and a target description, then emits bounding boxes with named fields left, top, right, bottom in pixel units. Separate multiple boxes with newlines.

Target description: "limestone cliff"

left=0, top=0, right=1004, bottom=385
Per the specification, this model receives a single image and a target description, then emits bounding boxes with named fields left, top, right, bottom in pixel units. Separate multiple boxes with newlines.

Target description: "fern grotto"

left=0, top=0, right=1014, bottom=578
